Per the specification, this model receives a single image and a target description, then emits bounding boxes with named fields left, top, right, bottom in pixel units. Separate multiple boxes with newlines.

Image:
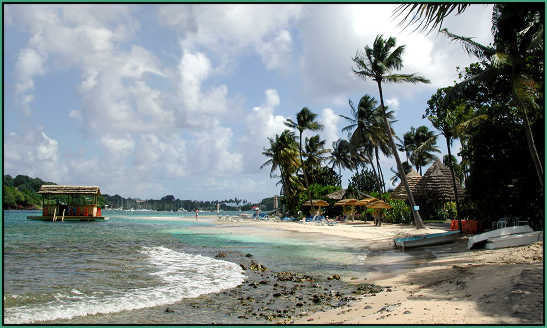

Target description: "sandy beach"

left=218, top=217, right=544, bottom=325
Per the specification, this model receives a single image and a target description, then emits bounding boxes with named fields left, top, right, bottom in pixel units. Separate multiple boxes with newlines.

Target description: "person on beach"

left=195, top=208, right=199, bottom=222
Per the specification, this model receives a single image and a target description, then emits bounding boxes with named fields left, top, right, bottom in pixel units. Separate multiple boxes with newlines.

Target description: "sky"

left=4, top=4, right=494, bottom=202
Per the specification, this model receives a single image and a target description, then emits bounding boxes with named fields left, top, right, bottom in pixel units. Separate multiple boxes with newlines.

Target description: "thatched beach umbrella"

left=302, top=199, right=329, bottom=207
left=302, top=199, right=329, bottom=217
left=366, top=199, right=392, bottom=209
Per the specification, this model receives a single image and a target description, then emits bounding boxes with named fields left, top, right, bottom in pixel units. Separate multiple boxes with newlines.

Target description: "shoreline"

left=33, top=215, right=543, bottom=324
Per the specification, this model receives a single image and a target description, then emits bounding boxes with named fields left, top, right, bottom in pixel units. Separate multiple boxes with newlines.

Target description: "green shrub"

left=437, top=201, right=457, bottom=220
left=385, top=199, right=412, bottom=224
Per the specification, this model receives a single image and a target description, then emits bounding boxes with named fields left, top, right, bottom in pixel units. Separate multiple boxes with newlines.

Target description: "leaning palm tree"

left=285, top=107, right=323, bottom=209
left=353, top=34, right=430, bottom=229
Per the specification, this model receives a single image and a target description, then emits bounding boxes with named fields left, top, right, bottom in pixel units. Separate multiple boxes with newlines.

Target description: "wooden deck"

left=27, top=216, right=109, bottom=222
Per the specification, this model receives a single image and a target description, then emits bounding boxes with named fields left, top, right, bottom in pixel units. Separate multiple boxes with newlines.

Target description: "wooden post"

left=62, top=209, right=65, bottom=222
left=53, top=207, right=57, bottom=222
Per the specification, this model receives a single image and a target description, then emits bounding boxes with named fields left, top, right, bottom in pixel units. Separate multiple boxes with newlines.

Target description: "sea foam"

left=4, top=246, right=245, bottom=324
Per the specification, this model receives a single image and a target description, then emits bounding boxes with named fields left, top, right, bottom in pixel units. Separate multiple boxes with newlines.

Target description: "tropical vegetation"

left=260, top=3, right=543, bottom=230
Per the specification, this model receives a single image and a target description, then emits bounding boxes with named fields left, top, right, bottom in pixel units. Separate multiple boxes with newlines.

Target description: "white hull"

left=485, top=231, right=542, bottom=250
left=467, top=225, right=533, bottom=249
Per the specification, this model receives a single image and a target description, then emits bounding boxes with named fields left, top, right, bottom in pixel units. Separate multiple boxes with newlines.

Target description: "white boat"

left=467, top=225, right=534, bottom=249
left=485, top=231, right=542, bottom=249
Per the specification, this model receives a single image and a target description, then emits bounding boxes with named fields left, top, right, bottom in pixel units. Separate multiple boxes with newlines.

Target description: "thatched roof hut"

left=391, top=169, right=422, bottom=200
left=391, top=161, right=464, bottom=202
left=418, top=160, right=465, bottom=202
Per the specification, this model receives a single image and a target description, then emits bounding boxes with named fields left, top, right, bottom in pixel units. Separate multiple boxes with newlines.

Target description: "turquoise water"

left=3, top=210, right=382, bottom=324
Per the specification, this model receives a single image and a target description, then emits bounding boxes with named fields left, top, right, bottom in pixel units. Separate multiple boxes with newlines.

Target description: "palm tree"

left=328, top=138, right=354, bottom=176
left=353, top=34, right=430, bottom=229
left=285, top=108, right=323, bottom=209
left=411, top=126, right=440, bottom=175
left=261, top=129, right=301, bottom=214
left=304, top=135, right=330, bottom=171
left=340, top=95, right=395, bottom=193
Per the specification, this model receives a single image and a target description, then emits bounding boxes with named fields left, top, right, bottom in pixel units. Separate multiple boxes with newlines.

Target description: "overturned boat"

left=467, top=225, right=534, bottom=249
left=394, top=231, right=461, bottom=249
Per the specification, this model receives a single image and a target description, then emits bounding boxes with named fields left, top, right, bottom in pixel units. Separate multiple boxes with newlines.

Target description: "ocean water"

left=3, top=210, right=413, bottom=324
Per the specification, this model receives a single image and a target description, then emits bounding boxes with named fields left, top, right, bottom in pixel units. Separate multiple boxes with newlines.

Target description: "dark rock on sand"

left=327, top=274, right=341, bottom=280
left=353, top=283, right=384, bottom=295
left=249, top=261, right=267, bottom=272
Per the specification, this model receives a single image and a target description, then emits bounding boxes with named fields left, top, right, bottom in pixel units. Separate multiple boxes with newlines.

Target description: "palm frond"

left=440, top=28, right=496, bottom=59
left=393, top=4, right=470, bottom=33
left=383, top=73, right=430, bottom=84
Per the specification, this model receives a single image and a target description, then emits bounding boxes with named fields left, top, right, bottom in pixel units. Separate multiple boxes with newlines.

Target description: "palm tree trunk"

left=445, top=136, right=462, bottom=233
left=377, top=81, right=425, bottom=229
left=299, top=132, right=314, bottom=213
left=369, top=156, right=381, bottom=191
left=521, top=104, right=544, bottom=189
left=376, top=148, right=387, bottom=193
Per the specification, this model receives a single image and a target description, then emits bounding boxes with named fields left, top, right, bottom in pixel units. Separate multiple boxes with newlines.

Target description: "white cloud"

left=101, top=134, right=135, bottom=155
left=385, top=98, right=400, bottom=111
left=256, top=29, right=293, bottom=70
left=297, top=4, right=494, bottom=102
left=158, top=5, right=301, bottom=71
left=4, top=130, right=66, bottom=182
left=319, top=108, right=340, bottom=148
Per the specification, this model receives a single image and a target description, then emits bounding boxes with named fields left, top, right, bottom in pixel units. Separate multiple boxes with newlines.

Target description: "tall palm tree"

left=353, top=34, right=430, bottom=229
left=328, top=138, right=354, bottom=176
left=285, top=107, right=323, bottom=209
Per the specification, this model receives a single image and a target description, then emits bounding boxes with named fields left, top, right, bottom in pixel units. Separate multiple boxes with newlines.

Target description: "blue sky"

left=4, top=4, right=494, bottom=202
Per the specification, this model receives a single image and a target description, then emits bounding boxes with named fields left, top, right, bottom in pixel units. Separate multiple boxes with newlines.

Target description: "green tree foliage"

left=261, top=129, right=302, bottom=215
left=347, top=169, right=382, bottom=195
left=306, top=166, right=342, bottom=188
left=3, top=174, right=55, bottom=209
left=385, top=199, right=412, bottom=224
